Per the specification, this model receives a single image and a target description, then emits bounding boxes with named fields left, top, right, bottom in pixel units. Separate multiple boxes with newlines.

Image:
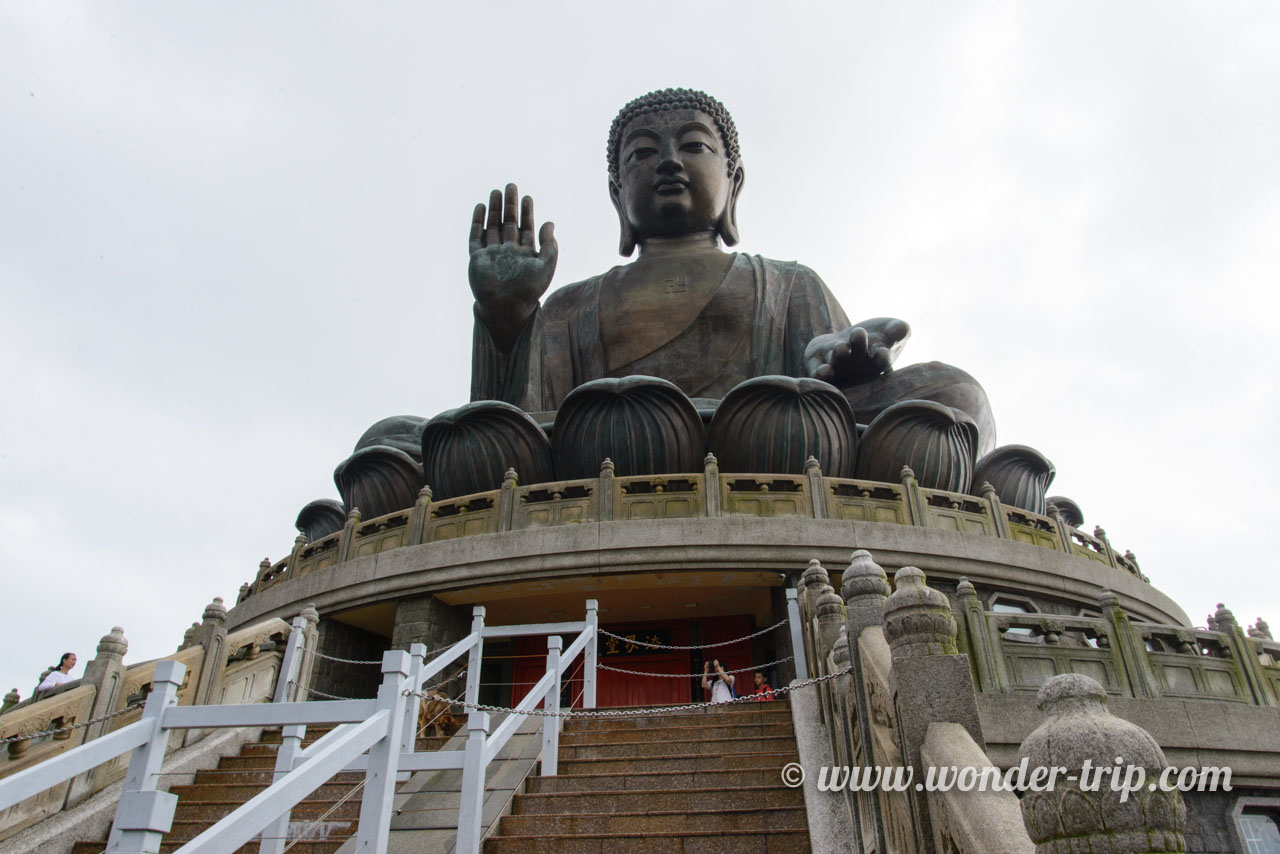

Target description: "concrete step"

left=558, top=749, right=797, bottom=775
left=510, top=784, right=804, bottom=815
left=73, top=839, right=349, bottom=854
left=174, top=796, right=363, bottom=822
left=498, top=805, right=807, bottom=836
left=558, top=733, right=797, bottom=760
left=525, top=767, right=786, bottom=794
left=560, top=721, right=794, bottom=744
left=562, top=705, right=791, bottom=732
left=484, top=828, right=811, bottom=853
left=167, top=779, right=364, bottom=803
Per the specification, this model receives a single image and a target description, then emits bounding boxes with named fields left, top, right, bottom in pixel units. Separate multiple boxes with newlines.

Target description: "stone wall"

left=310, top=620, right=387, bottom=700
left=390, top=593, right=468, bottom=654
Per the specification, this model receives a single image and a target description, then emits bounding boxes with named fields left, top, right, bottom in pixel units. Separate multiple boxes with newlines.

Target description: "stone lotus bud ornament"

left=854, top=400, right=978, bottom=493
left=295, top=498, right=346, bottom=543
left=972, top=444, right=1056, bottom=515
left=421, top=400, right=553, bottom=500
left=1018, top=673, right=1186, bottom=854
left=333, top=445, right=425, bottom=520
left=882, top=566, right=958, bottom=658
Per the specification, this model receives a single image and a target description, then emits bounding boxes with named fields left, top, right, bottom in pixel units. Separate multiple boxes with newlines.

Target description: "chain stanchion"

left=598, top=619, right=787, bottom=651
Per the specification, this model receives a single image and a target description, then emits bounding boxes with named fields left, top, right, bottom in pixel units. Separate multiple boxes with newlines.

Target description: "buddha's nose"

left=656, top=148, right=683, bottom=175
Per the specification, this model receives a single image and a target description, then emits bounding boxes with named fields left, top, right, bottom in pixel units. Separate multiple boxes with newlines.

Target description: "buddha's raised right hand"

left=468, top=183, right=558, bottom=352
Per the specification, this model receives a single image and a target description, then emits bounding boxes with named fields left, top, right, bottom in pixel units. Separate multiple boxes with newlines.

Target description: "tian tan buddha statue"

left=311, top=89, right=1058, bottom=539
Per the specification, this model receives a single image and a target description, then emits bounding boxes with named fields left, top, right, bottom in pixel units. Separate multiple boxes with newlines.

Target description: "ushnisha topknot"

left=607, top=88, right=741, bottom=186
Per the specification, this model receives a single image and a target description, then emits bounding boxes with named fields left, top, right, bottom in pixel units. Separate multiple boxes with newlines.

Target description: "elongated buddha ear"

left=608, top=179, right=636, bottom=257
left=717, top=164, right=746, bottom=247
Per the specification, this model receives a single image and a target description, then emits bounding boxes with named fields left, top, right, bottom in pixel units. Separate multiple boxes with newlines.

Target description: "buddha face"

left=611, top=108, right=744, bottom=248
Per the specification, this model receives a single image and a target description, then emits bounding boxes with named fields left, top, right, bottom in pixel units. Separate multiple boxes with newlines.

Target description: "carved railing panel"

left=827, top=478, right=909, bottom=524
left=1004, top=509, right=1061, bottom=551
left=290, top=530, right=341, bottom=580
left=425, top=492, right=499, bottom=541
left=1066, top=527, right=1110, bottom=565
left=920, top=488, right=995, bottom=535
left=351, top=510, right=411, bottom=558
left=721, top=475, right=811, bottom=518
left=516, top=480, right=599, bottom=527
left=1142, top=626, right=1249, bottom=702
left=990, top=613, right=1123, bottom=694
left=615, top=475, right=702, bottom=521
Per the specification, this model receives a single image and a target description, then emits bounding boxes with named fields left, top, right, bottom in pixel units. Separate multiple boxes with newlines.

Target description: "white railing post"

left=786, top=587, right=810, bottom=680
left=354, top=650, right=410, bottom=854
left=542, top=636, right=562, bottom=777
left=583, top=599, right=598, bottom=709
left=107, top=660, right=185, bottom=854
left=259, top=615, right=311, bottom=854
left=398, top=642, right=427, bottom=781
left=455, top=711, right=491, bottom=854
left=464, top=606, right=486, bottom=708
left=273, top=614, right=309, bottom=704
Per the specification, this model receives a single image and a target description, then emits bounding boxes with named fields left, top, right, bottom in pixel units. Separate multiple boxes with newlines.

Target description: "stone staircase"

left=485, top=699, right=809, bottom=853
left=70, top=725, right=455, bottom=854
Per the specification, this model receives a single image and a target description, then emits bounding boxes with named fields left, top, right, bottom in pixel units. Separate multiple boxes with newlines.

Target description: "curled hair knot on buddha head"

left=607, top=88, right=741, bottom=187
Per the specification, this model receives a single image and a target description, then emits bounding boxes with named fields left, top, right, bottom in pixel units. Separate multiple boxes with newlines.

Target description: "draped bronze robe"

left=470, top=254, right=851, bottom=411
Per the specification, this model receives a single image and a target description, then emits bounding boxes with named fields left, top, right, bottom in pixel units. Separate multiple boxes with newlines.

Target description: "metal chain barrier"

left=301, top=644, right=459, bottom=667
left=598, top=655, right=793, bottom=679
left=294, top=683, right=367, bottom=702
left=598, top=619, right=787, bottom=651
left=0, top=702, right=144, bottom=745
left=404, top=666, right=851, bottom=719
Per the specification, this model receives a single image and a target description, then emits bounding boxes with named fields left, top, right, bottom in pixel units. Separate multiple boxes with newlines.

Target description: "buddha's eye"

left=627, top=146, right=657, bottom=162
left=681, top=141, right=714, bottom=153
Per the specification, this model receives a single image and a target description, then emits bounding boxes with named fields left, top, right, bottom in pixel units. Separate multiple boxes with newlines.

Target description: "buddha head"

left=607, top=88, right=746, bottom=256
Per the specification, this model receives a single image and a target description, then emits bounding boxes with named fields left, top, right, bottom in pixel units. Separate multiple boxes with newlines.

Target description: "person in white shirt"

left=37, top=652, right=77, bottom=692
left=702, top=659, right=735, bottom=703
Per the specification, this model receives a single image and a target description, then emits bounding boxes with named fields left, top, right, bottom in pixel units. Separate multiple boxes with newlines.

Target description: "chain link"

left=598, top=656, right=794, bottom=679
left=302, top=644, right=459, bottom=667
left=404, top=667, right=851, bottom=718
left=598, top=619, right=787, bottom=651
left=294, top=683, right=368, bottom=702
left=0, top=702, right=144, bottom=745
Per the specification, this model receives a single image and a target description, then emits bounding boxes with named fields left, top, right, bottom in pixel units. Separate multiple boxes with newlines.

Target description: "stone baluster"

left=841, top=549, right=890, bottom=854
left=1046, top=503, right=1073, bottom=551
left=336, top=506, right=361, bottom=564
left=1099, top=590, right=1160, bottom=699
left=287, top=529, right=305, bottom=562
left=66, top=626, right=130, bottom=807
left=979, top=481, right=1012, bottom=540
left=190, top=598, right=230, bottom=709
left=293, top=605, right=321, bottom=701
left=1093, top=525, right=1119, bottom=568
left=1214, top=603, right=1277, bottom=706
left=179, top=622, right=200, bottom=651
left=800, top=558, right=830, bottom=614
left=805, top=456, right=829, bottom=519
left=255, top=557, right=272, bottom=587
left=815, top=588, right=845, bottom=664
left=406, top=485, right=433, bottom=545
left=955, top=577, right=1007, bottom=693
left=1018, top=673, right=1186, bottom=853
left=497, top=468, right=518, bottom=531
left=703, top=453, right=721, bottom=517
left=1251, top=618, right=1274, bottom=641
left=599, top=458, right=615, bottom=520
left=899, top=465, right=927, bottom=526
left=237, top=582, right=251, bottom=604
left=1, top=688, right=18, bottom=715
left=884, top=566, right=985, bottom=850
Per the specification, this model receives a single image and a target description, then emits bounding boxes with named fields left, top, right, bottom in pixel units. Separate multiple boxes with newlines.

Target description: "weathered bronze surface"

left=295, top=499, right=346, bottom=543
left=707, top=376, right=857, bottom=477
left=333, top=446, right=424, bottom=520
left=550, top=376, right=704, bottom=480
left=972, top=445, right=1056, bottom=515
left=854, top=400, right=978, bottom=492
left=421, top=400, right=554, bottom=500
left=466, top=88, right=995, bottom=456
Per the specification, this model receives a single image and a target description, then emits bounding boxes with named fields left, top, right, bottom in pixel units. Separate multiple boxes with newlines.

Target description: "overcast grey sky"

left=2, top=3, right=1277, bottom=697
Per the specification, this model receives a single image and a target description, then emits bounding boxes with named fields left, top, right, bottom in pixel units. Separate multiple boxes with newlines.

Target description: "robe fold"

left=470, top=253, right=851, bottom=411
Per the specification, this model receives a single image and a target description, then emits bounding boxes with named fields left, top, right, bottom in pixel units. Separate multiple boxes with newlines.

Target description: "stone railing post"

left=1099, top=590, right=1161, bottom=699
left=336, top=507, right=360, bottom=564
left=407, top=486, right=433, bottom=545
left=900, top=466, right=927, bottom=526
left=955, top=578, right=1007, bottom=693
left=1018, top=674, right=1186, bottom=852
left=293, top=605, right=321, bottom=701
left=1, top=688, right=18, bottom=714
left=598, top=458, right=615, bottom=521
left=840, top=549, right=890, bottom=854
left=799, top=558, right=830, bottom=614
left=814, top=588, right=845, bottom=665
left=979, top=481, right=1011, bottom=540
left=1094, top=525, right=1119, bottom=568
left=287, top=533, right=306, bottom=575
left=184, top=597, right=230, bottom=746
left=703, top=453, right=721, bottom=517
left=884, top=566, right=984, bottom=851
left=805, top=456, right=829, bottom=519
left=1214, top=603, right=1277, bottom=706
left=66, top=626, right=130, bottom=808
left=1046, top=503, right=1073, bottom=551
left=497, top=468, right=518, bottom=531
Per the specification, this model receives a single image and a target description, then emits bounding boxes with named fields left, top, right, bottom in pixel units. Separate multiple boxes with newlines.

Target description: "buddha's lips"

left=653, top=178, right=690, bottom=192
